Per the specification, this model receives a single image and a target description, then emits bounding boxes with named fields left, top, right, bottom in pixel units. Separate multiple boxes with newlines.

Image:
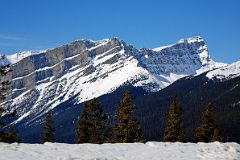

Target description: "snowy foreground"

left=0, top=142, right=240, bottom=160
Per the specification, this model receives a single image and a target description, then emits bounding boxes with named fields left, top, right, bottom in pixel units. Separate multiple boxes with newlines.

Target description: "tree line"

left=41, top=93, right=222, bottom=144
left=42, top=92, right=143, bottom=143
left=163, top=95, right=222, bottom=142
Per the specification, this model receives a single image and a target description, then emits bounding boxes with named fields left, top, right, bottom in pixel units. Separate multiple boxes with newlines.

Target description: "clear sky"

left=0, top=0, right=239, bottom=63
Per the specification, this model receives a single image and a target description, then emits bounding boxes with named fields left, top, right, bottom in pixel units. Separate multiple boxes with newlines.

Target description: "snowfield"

left=0, top=142, right=239, bottom=160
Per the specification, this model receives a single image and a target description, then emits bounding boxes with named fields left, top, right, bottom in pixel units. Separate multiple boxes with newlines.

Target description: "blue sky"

left=0, top=0, right=239, bottom=63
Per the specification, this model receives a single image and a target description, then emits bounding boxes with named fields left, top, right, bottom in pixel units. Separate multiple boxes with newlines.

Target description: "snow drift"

left=0, top=142, right=239, bottom=160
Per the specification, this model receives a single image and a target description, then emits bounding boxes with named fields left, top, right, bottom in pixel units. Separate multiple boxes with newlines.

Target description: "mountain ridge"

left=0, top=36, right=238, bottom=130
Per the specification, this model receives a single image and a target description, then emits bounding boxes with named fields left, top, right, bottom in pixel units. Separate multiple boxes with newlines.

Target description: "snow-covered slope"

left=0, top=36, right=225, bottom=125
left=206, top=61, right=240, bottom=80
left=0, top=142, right=239, bottom=160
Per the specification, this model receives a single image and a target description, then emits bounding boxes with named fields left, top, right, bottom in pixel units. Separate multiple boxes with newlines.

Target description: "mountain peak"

left=177, top=36, right=211, bottom=66
left=73, top=37, right=125, bottom=46
left=153, top=36, right=205, bottom=52
left=74, top=38, right=110, bottom=44
left=178, top=36, right=204, bottom=44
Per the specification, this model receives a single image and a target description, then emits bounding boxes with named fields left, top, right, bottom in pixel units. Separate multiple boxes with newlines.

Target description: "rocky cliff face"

left=0, top=36, right=224, bottom=124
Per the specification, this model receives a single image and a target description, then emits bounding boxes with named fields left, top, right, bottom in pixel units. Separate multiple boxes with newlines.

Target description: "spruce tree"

left=163, top=95, right=185, bottom=142
left=42, top=112, right=54, bottom=143
left=76, top=98, right=108, bottom=144
left=113, top=92, right=144, bottom=143
left=195, top=103, right=222, bottom=142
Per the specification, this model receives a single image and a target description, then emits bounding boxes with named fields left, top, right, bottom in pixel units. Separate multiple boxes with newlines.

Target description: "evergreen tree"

left=163, top=95, right=185, bottom=142
left=76, top=98, right=108, bottom=144
left=195, top=103, right=222, bottom=142
left=113, top=92, right=144, bottom=143
left=42, top=112, right=54, bottom=143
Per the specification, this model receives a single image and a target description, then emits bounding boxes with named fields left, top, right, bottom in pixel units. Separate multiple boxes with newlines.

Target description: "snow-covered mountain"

left=0, top=36, right=229, bottom=125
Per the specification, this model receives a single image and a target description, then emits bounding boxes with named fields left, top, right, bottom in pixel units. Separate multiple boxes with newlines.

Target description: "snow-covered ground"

left=0, top=142, right=239, bottom=160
